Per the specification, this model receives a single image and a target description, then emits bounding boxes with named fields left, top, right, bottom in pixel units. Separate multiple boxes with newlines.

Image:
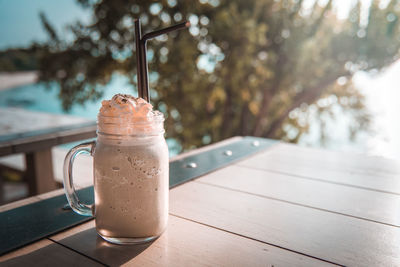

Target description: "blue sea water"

left=0, top=75, right=135, bottom=119
left=0, top=75, right=182, bottom=155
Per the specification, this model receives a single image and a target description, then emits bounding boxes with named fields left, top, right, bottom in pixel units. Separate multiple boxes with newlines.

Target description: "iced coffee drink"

left=63, top=94, right=169, bottom=244
left=94, top=94, right=169, bottom=244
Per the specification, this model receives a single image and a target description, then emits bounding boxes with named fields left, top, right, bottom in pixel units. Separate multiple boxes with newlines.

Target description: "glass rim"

left=96, top=129, right=165, bottom=138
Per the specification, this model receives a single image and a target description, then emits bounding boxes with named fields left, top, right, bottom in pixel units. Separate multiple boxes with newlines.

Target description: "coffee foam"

left=97, top=94, right=164, bottom=135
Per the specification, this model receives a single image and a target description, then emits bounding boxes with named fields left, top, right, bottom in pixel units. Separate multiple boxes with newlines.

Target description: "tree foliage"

left=0, top=46, right=44, bottom=71
left=38, top=0, right=400, bottom=150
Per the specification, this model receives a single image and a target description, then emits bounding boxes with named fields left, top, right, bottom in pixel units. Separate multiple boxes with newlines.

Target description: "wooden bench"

left=0, top=148, right=93, bottom=186
left=0, top=108, right=96, bottom=198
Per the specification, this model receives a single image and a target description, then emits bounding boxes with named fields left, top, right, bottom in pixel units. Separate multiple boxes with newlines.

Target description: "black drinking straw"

left=134, top=19, right=190, bottom=103
left=134, top=19, right=144, bottom=99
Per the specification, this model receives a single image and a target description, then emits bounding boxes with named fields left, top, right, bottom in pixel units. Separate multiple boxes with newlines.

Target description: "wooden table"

left=1, top=137, right=400, bottom=266
left=0, top=108, right=96, bottom=195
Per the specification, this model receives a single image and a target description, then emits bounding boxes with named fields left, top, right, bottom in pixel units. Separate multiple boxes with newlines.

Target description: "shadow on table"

left=60, top=227, right=155, bottom=265
left=2, top=228, right=155, bottom=266
left=1, top=242, right=100, bottom=267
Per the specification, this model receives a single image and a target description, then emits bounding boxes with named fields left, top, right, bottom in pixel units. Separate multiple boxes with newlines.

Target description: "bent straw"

left=142, top=21, right=190, bottom=41
left=134, top=19, right=190, bottom=103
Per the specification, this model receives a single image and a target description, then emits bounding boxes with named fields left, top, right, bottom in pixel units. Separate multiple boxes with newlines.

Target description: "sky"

left=0, top=0, right=90, bottom=50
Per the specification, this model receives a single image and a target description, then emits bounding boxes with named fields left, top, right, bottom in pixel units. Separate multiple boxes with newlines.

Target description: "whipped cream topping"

left=100, top=94, right=153, bottom=118
left=97, top=94, right=164, bottom=136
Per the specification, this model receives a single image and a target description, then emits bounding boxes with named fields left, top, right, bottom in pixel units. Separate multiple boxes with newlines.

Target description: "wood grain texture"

left=197, top=165, right=400, bottom=226
left=0, top=239, right=101, bottom=266
left=50, top=216, right=338, bottom=267
left=238, top=143, right=400, bottom=194
left=170, top=181, right=400, bottom=267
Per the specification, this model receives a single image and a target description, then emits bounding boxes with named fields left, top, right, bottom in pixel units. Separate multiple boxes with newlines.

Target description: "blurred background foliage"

left=2, top=0, right=400, bottom=151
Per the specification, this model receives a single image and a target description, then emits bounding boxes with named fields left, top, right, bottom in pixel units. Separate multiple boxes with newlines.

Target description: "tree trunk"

left=220, top=83, right=233, bottom=139
left=239, top=102, right=250, bottom=136
left=252, top=46, right=286, bottom=136
left=263, top=74, right=346, bottom=137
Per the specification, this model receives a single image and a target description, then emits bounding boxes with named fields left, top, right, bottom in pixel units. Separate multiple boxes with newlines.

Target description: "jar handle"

left=63, top=141, right=95, bottom=216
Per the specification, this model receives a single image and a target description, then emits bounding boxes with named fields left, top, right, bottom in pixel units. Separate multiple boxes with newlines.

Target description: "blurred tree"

left=0, top=46, right=44, bottom=71
left=37, top=0, right=400, bottom=151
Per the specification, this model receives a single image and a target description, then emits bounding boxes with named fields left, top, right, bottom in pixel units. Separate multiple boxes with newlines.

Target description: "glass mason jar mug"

left=63, top=113, right=169, bottom=244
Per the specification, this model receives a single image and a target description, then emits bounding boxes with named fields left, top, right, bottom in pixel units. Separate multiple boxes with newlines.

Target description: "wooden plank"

left=25, top=149, right=57, bottom=195
left=49, top=216, right=338, bottom=267
left=0, top=195, right=40, bottom=212
left=11, top=135, right=59, bottom=155
left=6, top=127, right=94, bottom=156
left=0, top=189, right=91, bottom=266
left=0, top=239, right=51, bottom=261
left=56, top=126, right=96, bottom=144
left=0, top=107, right=96, bottom=156
left=0, top=107, right=89, bottom=136
left=197, top=165, right=400, bottom=226
left=238, top=143, right=400, bottom=194
left=170, top=181, right=400, bottom=267
left=0, top=239, right=101, bottom=266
